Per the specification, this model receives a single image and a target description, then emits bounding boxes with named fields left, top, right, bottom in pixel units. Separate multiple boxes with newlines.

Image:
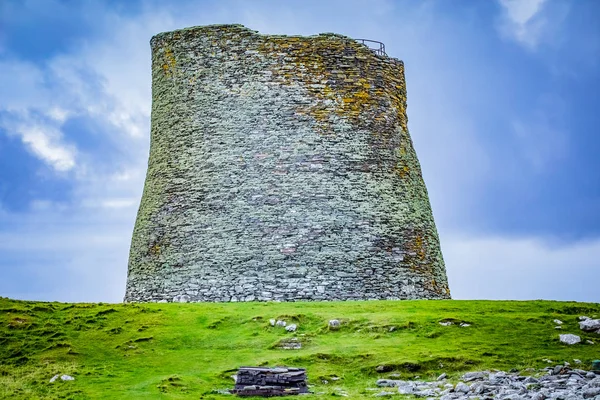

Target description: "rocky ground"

left=373, top=367, right=600, bottom=399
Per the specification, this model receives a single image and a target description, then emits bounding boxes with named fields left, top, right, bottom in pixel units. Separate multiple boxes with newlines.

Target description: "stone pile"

left=231, top=367, right=308, bottom=396
left=375, top=367, right=600, bottom=399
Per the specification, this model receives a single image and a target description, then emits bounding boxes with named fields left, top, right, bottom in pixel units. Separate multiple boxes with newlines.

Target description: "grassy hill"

left=1, top=297, right=599, bottom=399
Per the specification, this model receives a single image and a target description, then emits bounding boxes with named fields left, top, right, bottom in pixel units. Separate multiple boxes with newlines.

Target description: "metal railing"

left=354, top=39, right=387, bottom=56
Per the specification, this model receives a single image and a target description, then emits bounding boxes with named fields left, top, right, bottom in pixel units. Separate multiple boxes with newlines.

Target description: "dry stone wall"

left=124, top=24, right=450, bottom=302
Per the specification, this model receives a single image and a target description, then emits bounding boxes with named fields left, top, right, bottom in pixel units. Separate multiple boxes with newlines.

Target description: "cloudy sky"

left=0, top=0, right=598, bottom=303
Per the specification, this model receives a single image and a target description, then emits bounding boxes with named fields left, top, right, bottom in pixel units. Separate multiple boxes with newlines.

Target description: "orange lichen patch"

left=427, top=279, right=451, bottom=296
left=415, top=235, right=423, bottom=249
left=150, top=243, right=161, bottom=256
left=394, top=164, right=410, bottom=178
left=255, top=36, right=408, bottom=135
left=405, top=233, right=428, bottom=267
left=161, top=47, right=177, bottom=75
left=415, top=235, right=426, bottom=260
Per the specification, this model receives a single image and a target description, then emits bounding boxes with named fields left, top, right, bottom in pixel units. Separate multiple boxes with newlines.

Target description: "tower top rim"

left=150, top=24, right=393, bottom=59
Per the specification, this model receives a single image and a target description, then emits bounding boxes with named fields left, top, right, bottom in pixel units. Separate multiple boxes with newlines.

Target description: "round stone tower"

left=125, top=24, right=450, bottom=302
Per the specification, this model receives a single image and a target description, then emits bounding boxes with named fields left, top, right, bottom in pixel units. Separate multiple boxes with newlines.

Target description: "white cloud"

left=496, top=0, right=548, bottom=48
left=443, top=233, right=600, bottom=302
left=14, top=123, right=76, bottom=171
left=500, top=0, right=547, bottom=26
left=46, top=107, right=71, bottom=123
left=0, top=60, right=77, bottom=172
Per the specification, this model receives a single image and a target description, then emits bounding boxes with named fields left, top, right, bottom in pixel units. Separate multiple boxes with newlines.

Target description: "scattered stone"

left=285, top=324, right=297, bottom=332
left=587, top=340, right=595, bottom=345
left=388, top=326, right=396, bottom=332
left=172, top=294, right=190, bottom=303
left=580, top=319, right=600, bottom=332
left=454, top=382, right=470, bottom=393
left=376, top=365, right=393, bottom=373
left=560, top=334, right=581, bottom=345
left=329, top=319, right=341, bottom=329
left=554, top=319, right=564, bottom=325
left=213, top=388, right=233, bottom=395
left=374, top=391, right=395, bottom=397
left=397, top=383, right=415, bottom=394
left=459, top=323, right=471, bottom=327
left=277, top=338, right=302, bottom=350
left=372, top=368, right=600, bottom=399
left=553, top=365, right=564, bottom=375
left=439, top=321, right=452, bottom=326
left=580, top=316, right=591, bottom=321
left=574, top=359, right=582, bottom=364
left=415, top=388, right=436, bottom=397
left=437, top=373, right=447, bottom=381
left=276, top=320, right=287, bottom=327
left=50, top=374, right=75, bottom=383
left=583, top=387, right=600, bottom=398
left=531, top=392, right=546, bottom=400
left=269, top=319, right=276, bottom=326
left=376, top=379, right=402, bottom=387
left=462, top=371, right=485, bottom=381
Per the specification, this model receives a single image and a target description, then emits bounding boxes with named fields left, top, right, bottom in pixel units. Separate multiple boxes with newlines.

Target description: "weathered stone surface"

left=50, top=374, right=75, bottom=383
left=124, top=24, right=450, bottom=303
left=560, top=334, right=582, bottom=345
left=455, top=382, right=470, bottom=393
left=462, top=371, right=486, bottom=382
left=231, top=366, right=308, bottom=396
left=370, top=369, right=600, bottom=399
left=580, top=319, right=600, bottom=332
left=328, top=319, right=341, bottom=329
left=376, top=379, right=403, bottom=387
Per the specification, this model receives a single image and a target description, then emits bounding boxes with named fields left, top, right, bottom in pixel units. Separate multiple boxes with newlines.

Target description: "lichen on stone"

left=125, top=24, right=450, bottom=303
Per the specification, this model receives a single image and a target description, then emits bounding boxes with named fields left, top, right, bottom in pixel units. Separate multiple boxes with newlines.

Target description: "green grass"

left=1, top=297, right=599, bottom=399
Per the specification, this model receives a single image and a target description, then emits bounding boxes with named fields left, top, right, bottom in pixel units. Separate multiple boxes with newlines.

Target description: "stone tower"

left=125, top=24, right=450, bottom=303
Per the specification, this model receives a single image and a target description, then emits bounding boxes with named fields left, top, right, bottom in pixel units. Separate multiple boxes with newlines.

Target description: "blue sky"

left=1, top=0, right=599, bottom=303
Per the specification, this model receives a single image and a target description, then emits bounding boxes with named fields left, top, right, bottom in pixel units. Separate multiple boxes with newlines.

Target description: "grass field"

left=1, top=297, right=599, bottom=399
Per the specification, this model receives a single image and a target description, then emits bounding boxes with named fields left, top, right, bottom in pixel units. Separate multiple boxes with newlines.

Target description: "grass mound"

left=0, top=298, right=598, bottom=399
